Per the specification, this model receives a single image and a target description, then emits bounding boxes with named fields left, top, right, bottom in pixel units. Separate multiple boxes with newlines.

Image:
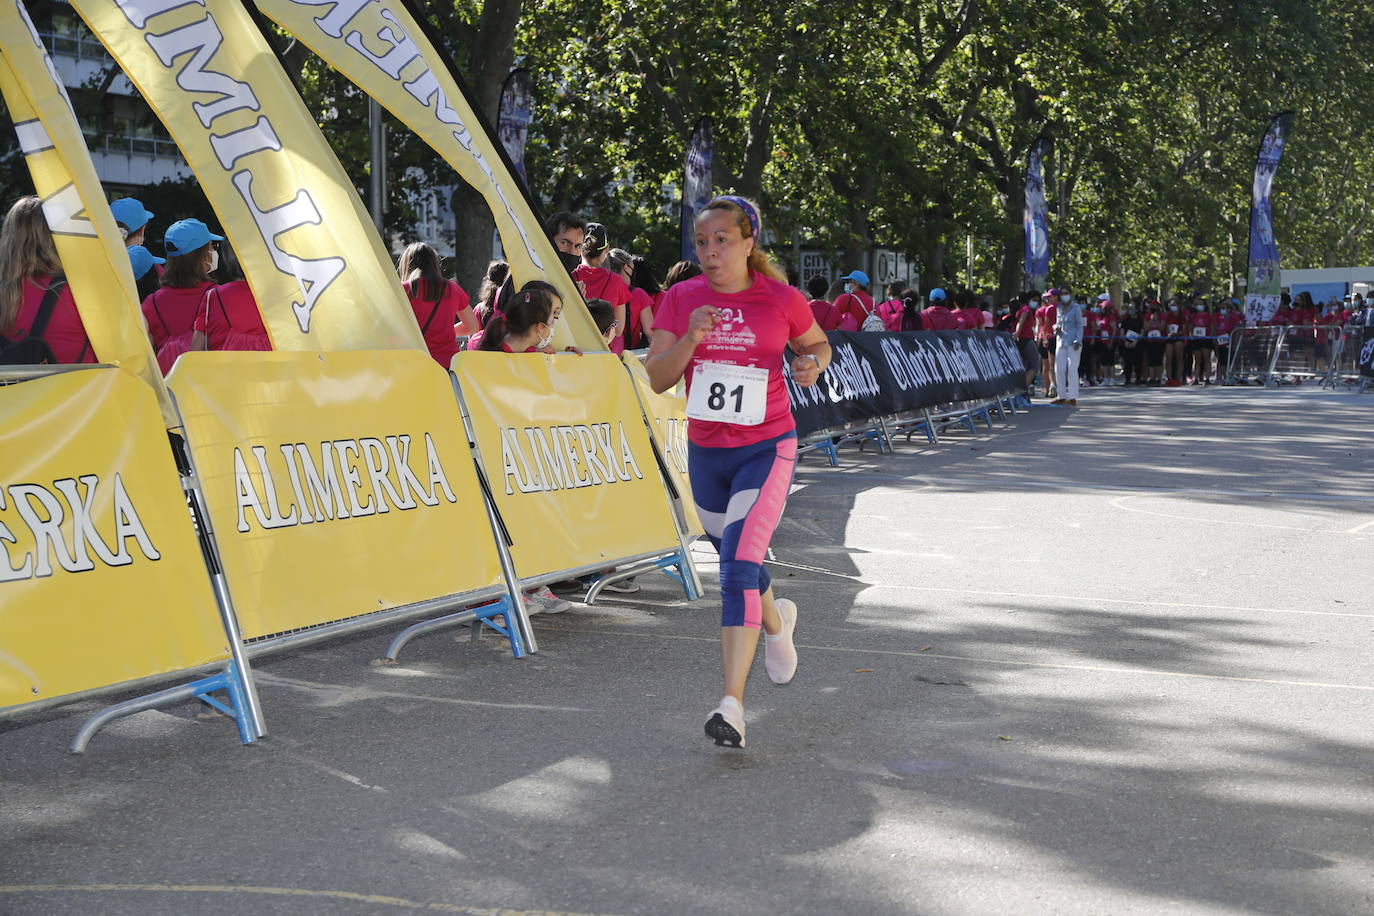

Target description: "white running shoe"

left=524, top=587, right=572, bottom=615
left=764, top=598, right=798, bottom=685
left=705, top=696, right=745, bottom=748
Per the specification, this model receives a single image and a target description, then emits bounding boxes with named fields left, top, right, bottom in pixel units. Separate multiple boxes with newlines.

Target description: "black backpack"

left=0, top=281, right=65, bottom=365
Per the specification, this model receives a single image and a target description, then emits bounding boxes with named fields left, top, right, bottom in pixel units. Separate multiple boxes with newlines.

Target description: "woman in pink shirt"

left=143, top=218, right=221, bottom=375
left=192, top=246, right=271, bottom=352
left=0, top=196, right=96, bottom=364
left=571, top=222, right=630, bottom=353
left=647, top=196, right=830, bottom=749
left=398, top=242, right=478, bottom=367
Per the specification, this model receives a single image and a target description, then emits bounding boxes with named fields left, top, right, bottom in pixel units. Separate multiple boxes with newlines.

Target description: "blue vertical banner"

left=1023, top=137, right=1051, bottom=291
left=497, top=68, right=533, bottom=186
left=681, top=117, right=714, bottom=263
left=1243, top=112, right=1294, bottom=325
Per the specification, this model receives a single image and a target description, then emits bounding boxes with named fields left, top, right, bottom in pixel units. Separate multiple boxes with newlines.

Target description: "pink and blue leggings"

left=688, top=431, right=798, bottom=629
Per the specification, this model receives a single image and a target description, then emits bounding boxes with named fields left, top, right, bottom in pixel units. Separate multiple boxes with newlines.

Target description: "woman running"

left=646, top=196, right=831, bottom=749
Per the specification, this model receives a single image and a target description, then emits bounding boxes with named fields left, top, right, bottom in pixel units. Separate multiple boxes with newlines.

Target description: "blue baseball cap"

left=929, top=287, right=947, bottom=301
left=840, top=270, right=870, bottom=288
left=110, top=197, right=154, bottom=232
left=127, top=245, right=165, bottom=280
left=163, top=218, right=224, bottom=256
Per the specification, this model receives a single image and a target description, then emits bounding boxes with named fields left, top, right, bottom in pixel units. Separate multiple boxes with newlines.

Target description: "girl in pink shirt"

left=0, top=196, right=96, bottom=364
left=647, top=196, right=830, bottom=749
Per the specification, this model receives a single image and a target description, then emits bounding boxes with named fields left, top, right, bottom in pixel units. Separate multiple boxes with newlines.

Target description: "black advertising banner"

left=1358, top=326, right=1374, bottom=379
left=786, top=330, right=1027, bottom=437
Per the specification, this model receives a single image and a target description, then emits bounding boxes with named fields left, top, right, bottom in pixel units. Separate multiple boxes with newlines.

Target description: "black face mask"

left=557, top=250, right=581, bottom=274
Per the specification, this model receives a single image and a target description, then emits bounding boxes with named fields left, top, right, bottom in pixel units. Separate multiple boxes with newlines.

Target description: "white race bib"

left=1192, top=326, right=1206, bottom=337
left=1124, top=330, right=1140, bottom=340
left=1167, top=323, right=1180, bottom=334
left=1147, top=329, right=1162, bottom=338
left=686, top=362, right=769, bottom=426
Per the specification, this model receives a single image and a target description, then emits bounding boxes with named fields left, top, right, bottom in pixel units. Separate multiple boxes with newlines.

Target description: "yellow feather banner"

left=0, top=4, right=174, bottom=425
left=67, top=0, right=424, bottom=353
left=251, top=0, right=604, bottom=353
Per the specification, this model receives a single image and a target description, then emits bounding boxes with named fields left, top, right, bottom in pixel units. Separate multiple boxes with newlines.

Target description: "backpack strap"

left=150, top=288, right=171, bottom=338
left=421, top=300, right=443, bottom=334
left=215, top=288, right=233, bottom=330
left=27, top=279, right=66, bottom=341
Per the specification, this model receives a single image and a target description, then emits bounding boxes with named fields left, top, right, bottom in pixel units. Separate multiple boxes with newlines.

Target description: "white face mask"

left=208, top=248, right=219, bottom=272
left=536, top=324, right=554, bottom=350
left=1059, top=294, right=1070, bottom=304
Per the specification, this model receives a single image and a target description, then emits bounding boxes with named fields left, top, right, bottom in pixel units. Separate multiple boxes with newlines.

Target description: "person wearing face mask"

left=1162, top=297, right=1187, bottom=386
left=922, top=287, right=959, bottom=330
left=1035, top=289, right=1059, bottom=397
left=1186, top=297, right=1215, bottom=384
left=477, top=284, right=562, bottom=353
left=1052, top=290, right=1084, bottom=405
left=572, top=222, right=630, bottom=353
left=142, top=218, right=223, bottom=375
left=1086, top=293, right=1115, bottom=385
left=834, top=269, right=875, bottom=329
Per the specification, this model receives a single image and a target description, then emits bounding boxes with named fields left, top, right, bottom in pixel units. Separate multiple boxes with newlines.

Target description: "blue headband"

left=714, top=195, right=760, bottom=240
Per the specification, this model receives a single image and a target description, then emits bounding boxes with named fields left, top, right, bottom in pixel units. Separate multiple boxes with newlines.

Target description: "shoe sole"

left=705, top=713, right=744, bottom=748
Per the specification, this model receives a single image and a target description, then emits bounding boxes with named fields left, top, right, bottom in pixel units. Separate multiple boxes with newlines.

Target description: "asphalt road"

left=2, top=384, right=1372, bottom=916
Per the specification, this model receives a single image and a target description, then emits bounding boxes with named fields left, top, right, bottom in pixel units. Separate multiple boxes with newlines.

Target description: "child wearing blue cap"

left=142, top=218, right=223, bottom=375
left=110, top=197, right=155, bottom=248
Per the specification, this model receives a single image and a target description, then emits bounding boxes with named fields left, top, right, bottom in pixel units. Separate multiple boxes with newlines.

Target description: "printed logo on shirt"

left=499, top=422, right=646, bottom=495
left=0, top=474, right=160, bottom=582
left=233, top=433, right=457, bottom=533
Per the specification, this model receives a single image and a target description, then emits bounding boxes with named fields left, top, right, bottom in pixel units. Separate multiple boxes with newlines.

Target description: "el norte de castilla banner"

left=786, top=330, right=1027, bottom=437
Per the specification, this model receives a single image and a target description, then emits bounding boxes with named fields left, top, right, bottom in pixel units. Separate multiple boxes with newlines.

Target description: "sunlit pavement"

left=2, top=384, right=1371, bottom=916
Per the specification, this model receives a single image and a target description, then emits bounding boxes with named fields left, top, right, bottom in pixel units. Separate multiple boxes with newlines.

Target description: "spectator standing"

left=922, top=288, right=959, bottom=330
left=572, top=222, right=630, bottom=353
left=193, top=245, right=269, bottom=352
left=1052, top=293, right=1084, bottom=405
left=876, top=282, right=910, bottom=331
left=954, top=290, right=984, bottom=330
left=127, top=245, right=164, bottom=302
left=398, top=241, right=478, bottom=367
left=110, top=196, right=154, bottom=249
left=1117, top=298, right=1144, bottom=385
left=0, top=196, right=96, bottom=364
left=1035, top=290, right=1059, bottom=397
left=1013, top=291, right=1039, bottom=392
left=144, top=218, right=221, bottom=375
left=834, top=270, right=875, bottom=328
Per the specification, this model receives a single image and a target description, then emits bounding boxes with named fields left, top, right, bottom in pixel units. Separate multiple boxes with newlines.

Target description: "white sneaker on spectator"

left=524, top=587, right=572, bottom=615
left=764, top=598, right=798, bottom=685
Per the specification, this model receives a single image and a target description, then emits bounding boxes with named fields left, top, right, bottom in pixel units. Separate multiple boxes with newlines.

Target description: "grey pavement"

left=2, top=384, right=1372, bottom=916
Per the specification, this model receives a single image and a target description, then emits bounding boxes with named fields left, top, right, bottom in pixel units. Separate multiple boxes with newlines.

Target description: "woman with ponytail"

left=646, top=196, right=831, bottom=750
left=0, top=196, right=95, bottom=364
left=398, top=242, right=477, bottom=366
left=477, top=284, right=560, bottom=353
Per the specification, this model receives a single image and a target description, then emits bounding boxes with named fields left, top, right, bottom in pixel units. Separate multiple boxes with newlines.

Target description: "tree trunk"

left=449, top=0, right=523, bottom=296
left=996, top=170, right=1023, bottom=302
left=1107, top=247, right=1123, bottom=307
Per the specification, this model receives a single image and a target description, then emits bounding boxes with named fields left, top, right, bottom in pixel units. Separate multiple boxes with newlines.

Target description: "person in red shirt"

left=955, top=290, right=985, bottom=330
left=192, top=246, right=270, bottom=352
left=0, top=196, right=97, bottom=364
left=606, top=248, right=661, bottom=350
left=1035, top=290, right=1059, bottom=396
left=572, top=222, right=630, bottom=353
left=833, top=270, right=874, bottom=328
left=1213, top=299, right=1242, bottom=382
left=143, top=218, right=222, bottom=375
left=1141, top=300, right=1165, bottom=384
left=1013, top=291, right=1040, bottom=392
left=396, top=242, right=477, bottom=367
left=1161, top=298, right=1188, bottom=385
left=646, top=195, right=829, bottom=749
left=922, top=287, right=959, bottom=331
left=1186, top=298, right=1215, bottom=384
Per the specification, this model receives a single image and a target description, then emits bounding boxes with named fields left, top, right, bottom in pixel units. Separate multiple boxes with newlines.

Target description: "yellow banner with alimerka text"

left=69, top=0, right=423, bottom=353
left=452, top=351, right=683, bottom=579
left=0, top=6, right=173, bottom=425
left=0, top=369, right=229, bottom=710
left=167, top=351, right=503, bottom=640
left=253, top=0, right=605, bottom=354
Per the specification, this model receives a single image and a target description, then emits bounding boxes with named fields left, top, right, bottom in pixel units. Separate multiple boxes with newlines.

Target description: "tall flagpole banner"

left=1023, top=137, right=1051, bottom=291
left=680, top=117, right=713, bottom=264
left=1243, top=112, right=1294, bottom=325
left=0, top=4, right=174, bottom=423
left=497, top=68, right=533, bottom=187
left=68, top=0, right=424, bottom=353
left=252, top=0, right=603, bottom=353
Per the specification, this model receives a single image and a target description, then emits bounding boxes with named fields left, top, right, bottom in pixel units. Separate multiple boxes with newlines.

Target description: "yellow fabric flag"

left=0, top=6, right=174, bottom=425
left=252, top=0, right=604, bottom=353
left=68, top=0, right=424, bottom=353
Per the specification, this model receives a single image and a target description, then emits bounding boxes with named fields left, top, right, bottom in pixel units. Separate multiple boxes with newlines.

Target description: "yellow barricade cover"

left=452, top=351, right=681, bottom=578
left=253, top=0, right=604, bottom=354
left=69, top=0, right=424, bottom=353
left=167, top=351, right=501, bottom=639
left=0, top=370, right=228, bottom=709
left=621, top=353, right=702, bottom=536
left=0, top=8, right=173, bottom=425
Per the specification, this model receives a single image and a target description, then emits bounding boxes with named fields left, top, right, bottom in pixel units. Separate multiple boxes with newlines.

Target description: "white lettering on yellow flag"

left=0, top=3, right=172, bottom=424
left=254, top=0, right=604, bottom=353
left=69, top=0, right=424, bottom=352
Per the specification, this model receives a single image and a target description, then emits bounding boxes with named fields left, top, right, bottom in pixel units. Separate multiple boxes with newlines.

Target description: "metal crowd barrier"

left=1326, top=326, right=1369, bottom=390
left=1225, top=325, right=1342, bottom=386
left=797, top=390, right=1021, bottom=466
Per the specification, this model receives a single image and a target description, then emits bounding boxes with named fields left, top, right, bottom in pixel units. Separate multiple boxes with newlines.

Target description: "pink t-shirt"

left=194, top=280, right=271, bottom=351
left=656, top=273, right=814, bottom=449
left=404, top=278, right=468, bottom=367
left=956, top=306, right=984, bottom=330
left=10, top=276, right=96, bottom=364
left=627, top=286, right=654, bottom=349
left=573, top=264, right=631, bottom=354
left=922, top=305, right=958, bottom=331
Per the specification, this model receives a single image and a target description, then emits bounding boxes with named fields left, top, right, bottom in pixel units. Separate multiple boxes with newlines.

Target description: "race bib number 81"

left=686, top=362, right=768, bottom=426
